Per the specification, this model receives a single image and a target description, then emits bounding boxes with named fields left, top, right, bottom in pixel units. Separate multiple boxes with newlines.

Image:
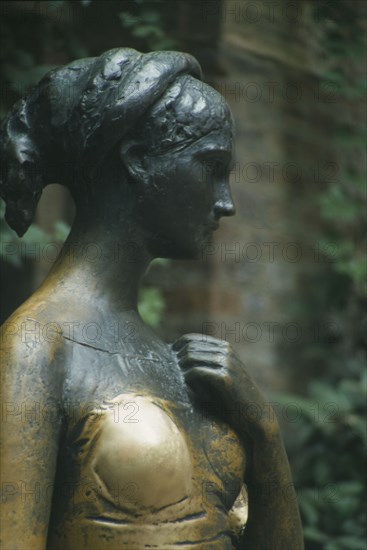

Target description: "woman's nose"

left=214, top=184, right=236, bottom=218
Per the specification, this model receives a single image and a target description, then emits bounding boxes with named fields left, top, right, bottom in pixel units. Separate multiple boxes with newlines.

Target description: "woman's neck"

left=45, top=216, right=152, bottom=314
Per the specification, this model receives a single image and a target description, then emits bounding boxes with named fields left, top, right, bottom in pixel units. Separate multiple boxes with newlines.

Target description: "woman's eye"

left=200, top=160, right=224, bottom=181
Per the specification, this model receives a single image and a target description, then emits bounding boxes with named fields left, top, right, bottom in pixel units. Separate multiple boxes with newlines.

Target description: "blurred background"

left=0, top=1, right=366, bottom=548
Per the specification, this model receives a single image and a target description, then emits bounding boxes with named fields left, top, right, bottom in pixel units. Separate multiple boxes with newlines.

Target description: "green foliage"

left=138, top=258, right=170, bottom=327
left=279, top=372, right=366, bottom=549
left=119, top=0, right=177, bottom=50
left=0, top=201, right=70, bottom=267
left=138, top=287, right=165, bottom=328
left=0, top=2, right=88, bottom=116
left=281, top=2, right=367, bottom=548
left=2, top=54, right=55, bottom=96
left=315, top=104, right=366, bottom=296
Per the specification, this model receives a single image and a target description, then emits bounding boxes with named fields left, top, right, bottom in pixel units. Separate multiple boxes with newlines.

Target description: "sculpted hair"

left=0, top=48, right=202, bottom=236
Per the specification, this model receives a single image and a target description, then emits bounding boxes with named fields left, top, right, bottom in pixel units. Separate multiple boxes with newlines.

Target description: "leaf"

left=132, top=24, right=163, bottom=39
left=3, top=63, right=57, bottom=94
left=332, top=536, right=367, bottom=549
left=118, top=12, right=139, bottom=28
left=299, top=489, right=319, bottom=526
left=138, top=287, right=165, bottom=328
left=303, top=526, right=329, bottom=543
left=141, top=10, right=161, bottom=24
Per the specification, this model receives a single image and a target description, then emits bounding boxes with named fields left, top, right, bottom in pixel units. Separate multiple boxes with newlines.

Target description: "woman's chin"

left=148, top=240, right=207, bottom=261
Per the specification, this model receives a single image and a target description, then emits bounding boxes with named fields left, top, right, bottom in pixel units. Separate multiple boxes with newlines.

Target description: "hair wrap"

left=0, top=48, right=202, bottom=236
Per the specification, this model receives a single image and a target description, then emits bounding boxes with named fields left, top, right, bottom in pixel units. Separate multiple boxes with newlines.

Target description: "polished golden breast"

left=48, top=392, right=247, bottom=549
left=91, top=394, right=193, bottom=510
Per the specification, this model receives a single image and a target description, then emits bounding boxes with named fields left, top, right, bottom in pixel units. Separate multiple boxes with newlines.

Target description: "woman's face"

left=132, top=124, right=235, bottom=260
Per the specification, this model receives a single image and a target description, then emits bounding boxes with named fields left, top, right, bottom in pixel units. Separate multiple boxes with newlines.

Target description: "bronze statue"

left=0, top=48, right=303, bottom=549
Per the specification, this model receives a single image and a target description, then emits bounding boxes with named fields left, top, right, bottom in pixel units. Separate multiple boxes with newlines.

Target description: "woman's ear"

left=119, top=140, right=148, bottom=185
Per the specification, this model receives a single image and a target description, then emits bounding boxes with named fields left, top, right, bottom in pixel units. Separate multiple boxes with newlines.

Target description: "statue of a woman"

left=0, top=48, right=303, bottom=549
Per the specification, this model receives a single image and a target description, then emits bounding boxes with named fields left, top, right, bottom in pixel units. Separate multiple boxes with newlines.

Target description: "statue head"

left=0, top=48, right=235, bottom=258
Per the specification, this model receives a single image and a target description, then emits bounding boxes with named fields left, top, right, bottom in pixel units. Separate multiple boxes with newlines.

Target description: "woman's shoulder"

left=0, top=296, right=67, bottom=397
left=1, top=282, right=93, bottom=354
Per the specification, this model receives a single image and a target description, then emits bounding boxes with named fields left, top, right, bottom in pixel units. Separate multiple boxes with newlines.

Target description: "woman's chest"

left=60, top=349, right=246, bottom=513
left=64, top=395, right=245, bottom=501
left=51, top=388, right=247, bottom=550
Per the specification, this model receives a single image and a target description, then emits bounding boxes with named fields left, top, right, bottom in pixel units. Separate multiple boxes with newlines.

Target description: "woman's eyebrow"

left=196, top=148, right=232, bottom=159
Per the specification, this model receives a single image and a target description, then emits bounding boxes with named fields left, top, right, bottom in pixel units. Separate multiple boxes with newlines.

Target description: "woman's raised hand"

left=172, top=333, right=280, bottom=443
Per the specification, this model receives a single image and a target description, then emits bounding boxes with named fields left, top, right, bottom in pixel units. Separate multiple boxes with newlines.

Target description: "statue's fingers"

left=176, top=348, right=228, bottom=369
left=172, top=333, right=228, bottom=351
left=183, top=365, right=228, bottom=391
left=174, top=341, right=229, bottom=359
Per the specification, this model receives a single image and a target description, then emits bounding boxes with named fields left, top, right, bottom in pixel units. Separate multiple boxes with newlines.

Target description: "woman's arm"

left=241, top=433, right=303, bottom=549
left=1, top=316, right=63, bottom=550
left=173, top=333, right=304, bottom=550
